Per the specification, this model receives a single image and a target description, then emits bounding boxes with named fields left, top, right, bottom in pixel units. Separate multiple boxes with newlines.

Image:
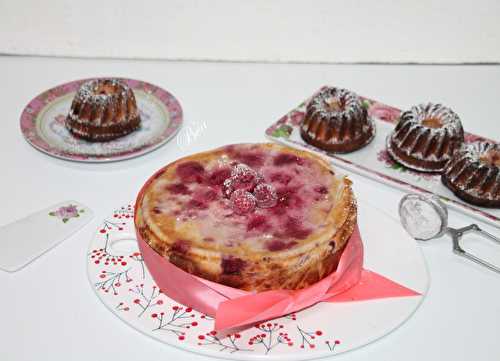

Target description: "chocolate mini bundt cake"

left=66, top=78, right=141, bottom=142
left=300, top=87, right=375, bottom=153
left=442, top=142, right=500, bottom=208
left=386, top=103, right=464, bottom=172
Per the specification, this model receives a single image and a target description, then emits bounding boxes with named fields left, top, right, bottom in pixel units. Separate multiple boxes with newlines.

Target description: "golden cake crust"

left=135, top=143, right=357, bottom=291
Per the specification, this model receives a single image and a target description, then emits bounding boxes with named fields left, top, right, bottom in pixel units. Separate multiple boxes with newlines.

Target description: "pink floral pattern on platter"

left=87, top=204, right=344, bottom=357
left=376, top=149, right=438, bottom=181
left=20, top=78, right=183, bottom=162
left=464, top=133, right=490, bottom=144
left=289, top=110, right=305, bottom=126
left=49, top=204, right=84, bottom=223
left=367, top=102, right=401, bottom=123
left=265, top=86, right=499, bottom=225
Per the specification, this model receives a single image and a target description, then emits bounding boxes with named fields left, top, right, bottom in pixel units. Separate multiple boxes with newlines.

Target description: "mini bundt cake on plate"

left=66, top=78, right=141, bottom=142
left=135, top=143, right=356, bottom=292
left=300, top=87, right=375, bottom=153
left=442, top=142, right=500, bottom=208
left=386, top=103, right=464, bottom=172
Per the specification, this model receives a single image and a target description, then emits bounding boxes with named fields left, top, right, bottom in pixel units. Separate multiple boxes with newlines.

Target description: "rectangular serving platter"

left=265, top=86, right=500, bottom=229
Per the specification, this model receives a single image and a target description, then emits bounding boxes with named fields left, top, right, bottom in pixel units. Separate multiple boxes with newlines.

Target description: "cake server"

left=399, top=193, right=500, bottom=274
left=0, top=201, right=93, bottom=272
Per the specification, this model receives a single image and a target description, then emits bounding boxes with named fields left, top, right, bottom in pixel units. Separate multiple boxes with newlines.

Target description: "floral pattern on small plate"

left=265, top=86, right=500, bottom=229
left=20, top=78, right=183, bottom=162
left=87, top=203, right=427, bottom=360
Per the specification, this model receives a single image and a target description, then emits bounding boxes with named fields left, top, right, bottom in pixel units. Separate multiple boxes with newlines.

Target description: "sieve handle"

left=448, top=224, right=500, bottom=274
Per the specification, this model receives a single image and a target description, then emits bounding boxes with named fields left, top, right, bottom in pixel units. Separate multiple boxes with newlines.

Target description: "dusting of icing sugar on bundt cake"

left=66, top=78, right=141, bottom=142
left=442, top=142, right=500, bottom=208
left=387, top=103, right=464, bottom=172
left=135, top=143, right=357, bottom=292
left=300, top=87, right=375, bottom=153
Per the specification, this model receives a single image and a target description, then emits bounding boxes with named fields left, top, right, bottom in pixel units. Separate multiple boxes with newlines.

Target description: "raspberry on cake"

left=66, top=78, right=141, bottom=142
left=387, top=103, right=464, bottom=172
left=135, top=143, right=356, bottom=292
left=300, top=87, right=376, bottom=153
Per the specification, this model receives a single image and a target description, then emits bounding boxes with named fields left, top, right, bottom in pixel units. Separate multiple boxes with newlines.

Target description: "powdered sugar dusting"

left=76, top=78, right=130, bottom=104
left=306, top=87, right=364, bottom=120
left=254, top=183, right=278, bottom=208
left=230, top=190, right=257, bottom=215
left=387, top=103, right=464, bottom=171
left=301, top=87, right=375, bottom=150
left=402, top=103, right=462, bottom=135
left=67, top=78, right=139, bottom=129
left=443, top=141, right=500, bottom=203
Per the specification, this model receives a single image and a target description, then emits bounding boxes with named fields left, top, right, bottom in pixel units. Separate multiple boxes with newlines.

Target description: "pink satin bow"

left=138, top=224, right=420, bottom=332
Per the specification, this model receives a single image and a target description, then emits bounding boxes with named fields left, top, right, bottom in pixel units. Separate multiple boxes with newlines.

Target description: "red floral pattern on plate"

left=88, top=203, right=428, bottom=360
left=87, top=204, right=346, bottom=359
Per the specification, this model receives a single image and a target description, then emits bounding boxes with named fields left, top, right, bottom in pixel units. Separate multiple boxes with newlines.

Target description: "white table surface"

left=1, top=56, right=499, bottom=361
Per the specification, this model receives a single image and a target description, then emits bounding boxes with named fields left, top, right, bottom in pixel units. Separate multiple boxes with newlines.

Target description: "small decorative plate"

left=20, top=78, right=183, bottom=162
left=265, top=86, right=500, bottom=229
left=87, top=202, right=428, bottom=360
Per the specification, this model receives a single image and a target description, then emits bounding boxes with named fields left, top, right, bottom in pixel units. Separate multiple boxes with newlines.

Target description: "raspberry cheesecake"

left=135, top=143, right=356, bottom=292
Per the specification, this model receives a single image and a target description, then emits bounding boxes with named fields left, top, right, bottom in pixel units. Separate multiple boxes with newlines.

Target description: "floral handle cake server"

left=399, top=194, right=500, bottom=274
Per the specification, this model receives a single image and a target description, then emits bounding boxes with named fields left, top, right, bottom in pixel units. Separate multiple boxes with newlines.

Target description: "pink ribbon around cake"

left=137, top=224, right=421, bottom=332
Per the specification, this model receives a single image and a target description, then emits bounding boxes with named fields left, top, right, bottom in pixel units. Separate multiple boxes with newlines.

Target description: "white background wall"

left=1, top=0, right=500, bottom=63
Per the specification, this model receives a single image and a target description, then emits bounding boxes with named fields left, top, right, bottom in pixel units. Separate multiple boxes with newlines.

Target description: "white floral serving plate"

left=20, top=78, right=183, bottom=162
left=87, top=202, right=428, bottom=360
left=265, top=86, right=500, bottom=229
